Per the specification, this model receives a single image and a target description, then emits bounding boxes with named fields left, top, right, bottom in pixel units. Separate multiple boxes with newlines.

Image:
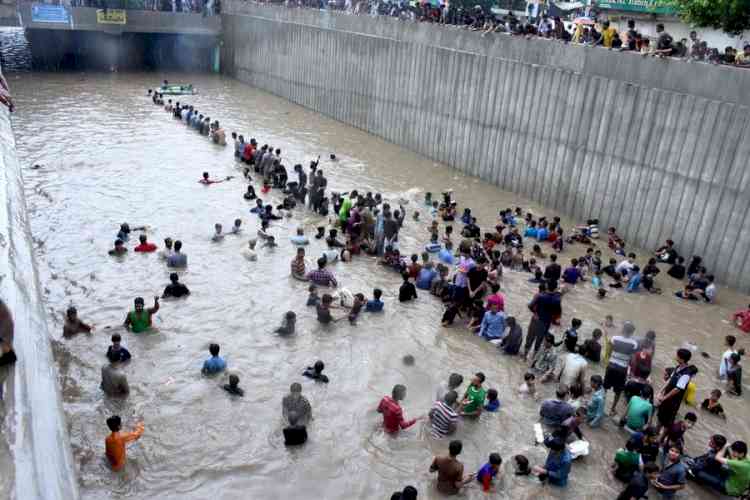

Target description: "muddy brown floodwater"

left=8, top=71, right=749, bottom=500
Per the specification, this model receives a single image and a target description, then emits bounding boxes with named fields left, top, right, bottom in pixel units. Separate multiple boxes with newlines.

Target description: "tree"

left=670, top=0, right=750, bottom=35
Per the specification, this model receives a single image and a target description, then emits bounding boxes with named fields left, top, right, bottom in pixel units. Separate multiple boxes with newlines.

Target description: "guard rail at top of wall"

left=222, top=0, right=750, bottom=109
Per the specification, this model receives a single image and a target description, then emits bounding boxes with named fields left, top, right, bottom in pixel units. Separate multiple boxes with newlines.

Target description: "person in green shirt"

left=623, top=386, right=653, bottom=433
left=713, top=440, right=750, bottom=496
left=338, top=191, right=357, bottom=226
left=461, top=372, right=487, bottom=417
left=123, top=296, right=159, bottom=334
left=611, top=438, right=643, bottom=482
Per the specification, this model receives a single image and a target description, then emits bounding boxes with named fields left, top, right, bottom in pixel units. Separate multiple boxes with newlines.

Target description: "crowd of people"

left=38, top=87, right=750, bottom=498
left=254, top=0, right=750, bottom=68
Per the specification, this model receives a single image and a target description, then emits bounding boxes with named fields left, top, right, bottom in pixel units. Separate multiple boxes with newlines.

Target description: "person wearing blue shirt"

left=586, top=375, right=606, bottom=427
left=524, top=221, right=538, bottom=239
left=416, top=262, right=438, bottom=290
left=438, top=241, right=456, bottom=266
left=537, top=226, right=549, bottom=241
left=366, top=288, right=384, bottom=312
left=290, top=227, right=309, bottom=246
left=591, top=270, right=603, bottom=288
left=483, top=389, right=500, bottom=412
left=627, top=266, right=642, bottom=293
left=250, top=199, right=264, bottom=214
left=562, top=258, right=584, bottom=284
left=425, top=233, right=441, bottom=253
left=533, top=437, right=572, bottom=487
left=479, top=303, right=506, bottom=340
left=202, top=343, right=226, bottom=375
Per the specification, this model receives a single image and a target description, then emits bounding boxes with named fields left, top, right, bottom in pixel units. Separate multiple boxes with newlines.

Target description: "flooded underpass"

left=6, top=69, right=750, bottom=499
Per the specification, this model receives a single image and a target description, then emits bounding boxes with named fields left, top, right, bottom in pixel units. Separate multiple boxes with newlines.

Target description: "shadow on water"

left=0, top=27, right=214, bottom=72
left=0, top=28, right=31, bottom=72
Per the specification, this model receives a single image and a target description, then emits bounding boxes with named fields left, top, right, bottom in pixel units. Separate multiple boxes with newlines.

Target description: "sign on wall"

left=96, top=9, right=127, bottom=25
left=595, top=0, right=677, bottom=15
left=31, top=3, right=70, bottom=24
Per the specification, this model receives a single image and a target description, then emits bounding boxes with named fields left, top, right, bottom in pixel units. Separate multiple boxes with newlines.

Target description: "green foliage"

left=669, top=0, right=750, bottom=35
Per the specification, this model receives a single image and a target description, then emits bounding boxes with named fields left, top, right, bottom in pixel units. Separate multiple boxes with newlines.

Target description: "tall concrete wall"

left=0, top=70, right=79, bottom=499
left=222, top=4, right=750, bottom=291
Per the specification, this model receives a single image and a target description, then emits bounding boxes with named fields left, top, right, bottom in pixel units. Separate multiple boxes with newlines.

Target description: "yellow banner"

left=96, top=9, right=126, bottom=25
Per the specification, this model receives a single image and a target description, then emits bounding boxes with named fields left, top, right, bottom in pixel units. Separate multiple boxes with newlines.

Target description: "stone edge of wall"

left=0, top=73, right=79, bottom=500
left=223, top=0, right=750, bottom=109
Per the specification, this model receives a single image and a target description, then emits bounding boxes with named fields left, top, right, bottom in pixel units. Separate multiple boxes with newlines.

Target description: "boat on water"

left=157, top=84, right=196, bottom=95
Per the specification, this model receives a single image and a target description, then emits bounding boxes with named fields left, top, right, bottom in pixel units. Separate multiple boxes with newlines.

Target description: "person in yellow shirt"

left=105, top=415, right=144, bottom=471
left=737, top=44, right=750, bottom=66
left=600, top=20, right=618, bottom=48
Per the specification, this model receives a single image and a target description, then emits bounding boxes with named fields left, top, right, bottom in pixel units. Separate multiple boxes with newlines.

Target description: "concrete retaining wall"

left=0, top=73, right=79, bottom=499
left=222, top=4, right=750, bottom=291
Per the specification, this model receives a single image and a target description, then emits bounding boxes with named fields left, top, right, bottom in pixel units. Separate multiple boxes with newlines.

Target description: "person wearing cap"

left=123, top=296, right=160, bottom=333
left=63, top=306, right=93, bottom=338
left=604, top=321, right=639, bottom=414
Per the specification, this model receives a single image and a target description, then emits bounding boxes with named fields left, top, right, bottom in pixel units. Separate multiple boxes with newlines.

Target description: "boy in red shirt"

left=133, top=234, right=157, bottom=252
left=377, top=384, right=419, bottom=434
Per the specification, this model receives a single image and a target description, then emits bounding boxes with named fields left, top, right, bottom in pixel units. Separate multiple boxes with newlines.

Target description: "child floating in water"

left=275, top=311, right=296, bottom=335
left=701, top=389, right=726, bottom=418
left=303, top=360, right=329, bottom=383
left=223, top=374, right=244, bottom=397
left=212, top=223, right=224, bottom=242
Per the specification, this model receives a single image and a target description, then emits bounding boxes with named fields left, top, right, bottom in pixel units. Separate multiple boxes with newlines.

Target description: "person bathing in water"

left=63, top=306, right=93, bottom=338
left=199, top=171, right=232, bottom=185
left=123, top=296, right=159, bottom=333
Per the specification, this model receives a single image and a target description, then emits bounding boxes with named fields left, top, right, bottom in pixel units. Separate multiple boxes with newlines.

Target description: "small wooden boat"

left=157, top=84, right=196, bottom=95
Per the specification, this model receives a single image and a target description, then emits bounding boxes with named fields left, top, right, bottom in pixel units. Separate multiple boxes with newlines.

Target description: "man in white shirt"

left=558, top=342, right=588, bottom=388
left=615, top=253, right=637, bottom=278
left=720, top=335, right=738, bottom=379
left=537, top=14, right=553, bottom=36
left=703, top=275, right=717, bottom=303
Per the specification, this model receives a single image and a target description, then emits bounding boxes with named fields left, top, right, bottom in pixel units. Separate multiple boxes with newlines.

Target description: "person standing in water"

left=123, top=297, right=159, bottom=333
left=167, top=240, right=187, bottom=268
left=378, top=384, right=420, bottom=434
left=105, top=415, right=144, bottom=471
